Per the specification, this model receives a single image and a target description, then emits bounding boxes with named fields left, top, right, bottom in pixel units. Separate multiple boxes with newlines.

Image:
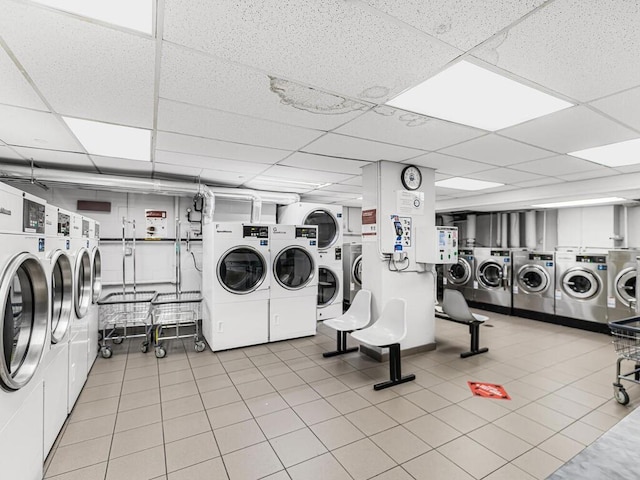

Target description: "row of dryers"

left=0, top=182, right=101, bottom=480
left=445, top=247, right=638, bottom=325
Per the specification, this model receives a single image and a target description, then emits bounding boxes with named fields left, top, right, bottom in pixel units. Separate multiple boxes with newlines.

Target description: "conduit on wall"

left=509, top=212, right=520, bottom=248
left=525, top=211, right=537, bottom=250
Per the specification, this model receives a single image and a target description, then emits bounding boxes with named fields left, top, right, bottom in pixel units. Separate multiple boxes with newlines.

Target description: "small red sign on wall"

left=468, top=381, right=511, bottom=400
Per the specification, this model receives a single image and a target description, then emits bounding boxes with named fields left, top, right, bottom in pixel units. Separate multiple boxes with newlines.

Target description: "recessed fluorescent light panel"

left=386, top=61, right=573, bottom=131
left=569, top=138, right=640, bottom=167
left=532, top=197, right=626, bottom=208
left=435, top=177, right=504, bottom=191
left=63, top=117, right=151, bottom=161
left=33, top=0, right=153, bottom=34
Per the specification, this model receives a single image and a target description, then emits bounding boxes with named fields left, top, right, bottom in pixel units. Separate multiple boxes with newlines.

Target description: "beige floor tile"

left=467, top=423, right=533, bottom=461
left=269, top=372, right=306, bottom=390
left=256, top=408, right=305, bottom=439
left=310, top=416, right=365, bottom=450
left=261, top=471, right=290, bottom=480
left=429, top=381, right=473, bottom=403
left=122, top=375, right=160, bottom=396
left=46, top=436, right=112, bottom=477
left=345, top=406, right=397, bottom=436
left=270, top=428, right=327, bottom=467
left=217, top=350, right=247, bottom=362
left=118, top=389, right=160, bottom=412
left=296, top=366, right=332, bottom=383
left=160, top=369, right=195, bottom=387
left=166, top=431, right=220, bottom=473
left=294, top=399, right=341, bottom=425
left=555, top=385, right=608, bottom=409
left=493, top=412, right=555, bottom=445
left=207, top=401, right=253, bottom=430
left=222, top=442, right=283, bottom=480
left=370, top=426, right=431, bottom=463
left=186, top=353, right=221, bottom=368
left=69, top=397, right=119, bottom=423
left=196, top=373, right=233, bottom=393
left=158, top=359, right=191, bottom=374
left=123, top=365, right=158, bottom=382
left=245, top=392, right=289, bottom=417
left=482, top=463, right=537, bottom=480
left=215, top=419, right=266, bottom=454
left=512, top=447, right=564, bottom=479
left=115, top=403, right=162, bottom=433
left=535, top=393, right=593, bottom=419
left=192, top=365, right=228, bottom=381
left=518, top=402, right=574, bottom=431
left=404, top=414, right=462, bottom=448
left=404, top=450, right=475, bottom=480
left=457, top=396, right=511, bottom=422
left=168, top=458, right=228, bottom=480
left=161, top=381, right=199, bottom=402
left=249, top=352, right=281, bottom=366
left=200, top=386, right=241, bottom=409
left=310, top=378, right=350, bottom=397
left=222, top=358, right=255, bottom=373
left=106, top=445, right=166, bottom=480
left=85, top=369, right=125, bottom=388
left=326, top=390, right=371, bottom=414
left=321, top=360, right=357, bottom=376
left=44, top=462, right=106, bottom=480
left=432, top=404, right=488, bottom=434
left=163, top=410, right=212, bottom=443
left=370, top=466, right=414, bottom=480
left=259, top=363, right=293, bottom=378
left=404, top=389, right=451, bottom=412
left=110, top=422, right=164, bottom=458
left=376, top=397, right=426, bottom=423
left=336, top=371, right=375, bottom=389
left=59, top=414, right=116, bottom=446
left=287, top=453, right=351, bottom=480
left=538, top=433, right=585, bottom=462
left=280, top=385, right=322, bottom=407
left=229, top=367, right=264, bottom=385
left=276, top=348, right=305, bottom=361
left=162, top=393, right=204, bottom=420
left=438, top=435, right=507, bottom=479
left=353, top=384, right=398, bottom=404
left=561, top=421, right=604, bottom=445
left=236, top=378, right=276, bottom=399
left=580, top=409, right=621, bottom=431
left=78, top=382, right=122, bottom=404
left=332, top=438, right=396, bottom=480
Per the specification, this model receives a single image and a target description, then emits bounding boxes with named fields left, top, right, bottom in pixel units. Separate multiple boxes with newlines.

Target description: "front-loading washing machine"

left=202, top=223, right=271, bottom=351
left=0, top=182, right=49, bottom=480
left=512, top=251, right=555, bottom=317
left=473, top=248, right=512, bottom=311
left=342, top=243, right=362, bottom=307
left=317, top=264, right=343, bottom=321
left=270, top=225, right=318, bottom=341
left=87, top=219, right=102, bottom=371
left=555, top=252, right=609, bottom=325
left=443, top=248, right=476, bottom=303
left=607, top=250, right=639, bottom=322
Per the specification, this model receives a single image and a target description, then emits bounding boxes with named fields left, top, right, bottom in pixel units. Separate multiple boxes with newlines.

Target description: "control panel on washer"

left=576, top=255, right=606, bottom=264
left=243, top=225, right=269, bottom=238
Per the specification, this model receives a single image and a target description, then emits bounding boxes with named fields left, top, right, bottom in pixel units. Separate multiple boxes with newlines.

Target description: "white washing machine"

left=270, top=225, right=318, bottom=341
left=67, top=214, right=91, bottom=412
left=317, top=264, right=343, bottom=321
left=342, top=243, right=362, bottom=307
left=87, top=219, right=102, bottom=371
left=0, top=182, right=49, bottom=480
left=42, top=205, right=74, bottom=457
left=202, top=223, right=271, bottom=351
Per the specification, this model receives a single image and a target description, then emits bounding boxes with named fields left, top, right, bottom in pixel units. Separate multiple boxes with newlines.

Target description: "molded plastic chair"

left=322, top=289, right=371, bottom=357
left=350, top=298, right=416, bottom=390
left=442, top=289, right=489, bottom=358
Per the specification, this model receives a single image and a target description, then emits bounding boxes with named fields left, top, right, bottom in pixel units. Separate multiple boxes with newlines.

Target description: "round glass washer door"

left=615, top=267, right=637, bottom=307
left=50, top=251, right=73, bottom=344
left=274, top=247, right=315, bottom=290
left=352, top=255, right=363, bottom=286
left=447, top=258, right=471, bottom=285
left=517, top=265, right=549, bottom=294
left=75, top=249, right=92, bottom=318
left=477, top=261, right=503, bottom=289
left=562, top=268, right=600, bottom=300
left=304, top=209, right=339, bottom=250
left=91, top=248, right=102, bottom=303
left=318, top=267, right=339, bottom=307
left=218, top=247, right=267, bottom=294
left=0, top=253, right=49, bottom=391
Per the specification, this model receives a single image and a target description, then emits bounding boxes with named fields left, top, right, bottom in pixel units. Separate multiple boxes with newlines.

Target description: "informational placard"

left=468, top=381, right=511, bottom=400
left=396, top=190, right=424, bottom=215
left=145, top=210, right=167, bottom=239
left=361, top=208, right=377, bottom=242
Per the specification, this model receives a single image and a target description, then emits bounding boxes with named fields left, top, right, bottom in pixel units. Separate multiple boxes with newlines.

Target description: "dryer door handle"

left=503, top=264, right=510, bottom=290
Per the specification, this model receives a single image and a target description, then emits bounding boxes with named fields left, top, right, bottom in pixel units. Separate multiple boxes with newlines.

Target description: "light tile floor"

left=44, top=312, right=640, bottom=480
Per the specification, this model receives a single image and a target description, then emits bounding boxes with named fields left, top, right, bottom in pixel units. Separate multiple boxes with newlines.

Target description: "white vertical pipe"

left=466, top=214, right=477, bottom=247
left=509, top=212, right=520, bottom=248
left=525, top=211, right=537, bottom=250
left=501, top=213, right=509, bottom=248
left=495, top=213, right=502, bottom=247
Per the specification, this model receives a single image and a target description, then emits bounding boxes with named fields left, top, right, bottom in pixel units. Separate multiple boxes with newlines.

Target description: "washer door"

left=50, top=251, right=73, bottom=344
left=274, top=246, right=315, bottom=290
left=91, top=247, right=102, bottom=303
left=477, top=260, right=503, bottom=289
left=75, top=249, right=92, bottom=318
left=615, top=267, right=637, bottom=307
left=318, top=267, right=339, bottom=307
left=517, top=265, right=549, bottom=294
left=218, top=246, right=267, bottom=294
left=303, top=209, right=339, bottom=250
left=447, top=258, right=471, bottom=285
left=352, top=255, right=363, bottom=287
left=562, top=268, right=600, bottom=300
left=0, top=253, right=49, bottom=391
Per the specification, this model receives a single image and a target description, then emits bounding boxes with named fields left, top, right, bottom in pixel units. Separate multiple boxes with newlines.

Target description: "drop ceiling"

left=0, top=0, right=639, bottom=213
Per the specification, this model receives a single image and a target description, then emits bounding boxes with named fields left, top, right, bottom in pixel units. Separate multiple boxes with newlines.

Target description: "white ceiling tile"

left=154, top=162, right=203, bottom=178
left=306, top=190, right=360, bottom=200
left=556, top=169, right=621, bottom=182
left=300, top=194, right=349, bottom=204
left=340, top=176, right=362, bottom=187
left=364, top=0, right=548, bottom=50
left=0, top=46, right=47, bottom=111
left=614, top=163, right=640, bottom=174
left=511, top=155, right=606, bottom=176
left=335, top=108, right=484, bottom=151
left=155, top=131, right=289, bottom=165
left=92, top=156, right=152, bottom=174
left=278, top=152, right=369, bottom=176
left=590, top=87, right=640, bottom=132
left=163, top=0, right=461, bottom=102
left=408, top=152, right=491, bottom=176
left=0, top=1, right=155, bottom=127
left=157, top=99, right=323, bottom=151
left=0, top=144, right=24, bottom=161
left=440, top=134, right=553, bottom=166
left=242, top=176, right=314, bottom=194
left=513, top=177, right=565, bottom=188
left=320, top=184, right=362, bottom=194
left=199, top=169, right=249, bottom=187
left=500, top=106, right=638, bottom=153
left=0, top=105, right=83, bottom=151
left=472, top=0, right=640, bottom=101
left=155, top=150, right=269, bottom=175
left=260, top=165, right=353, bottom=184
left=12, top=146, right=93, bottom=169
left=468, top=168, right=543, bottom=184
left=303, top=133, right=423, bottom=162
left=160, top=43, right=367, bottom=131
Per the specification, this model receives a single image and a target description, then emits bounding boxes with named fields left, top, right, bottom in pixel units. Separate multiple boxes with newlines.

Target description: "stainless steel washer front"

left=562, top=268, right=600, bottom=300
left=518, top=265, right=549, bottom=294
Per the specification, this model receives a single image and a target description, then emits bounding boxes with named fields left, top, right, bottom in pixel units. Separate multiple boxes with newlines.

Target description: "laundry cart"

left=151, top=291, right=206, bottom=358
left=97, top=291, right=156, bottom=358
left=609, top=316, right=640, bottom=405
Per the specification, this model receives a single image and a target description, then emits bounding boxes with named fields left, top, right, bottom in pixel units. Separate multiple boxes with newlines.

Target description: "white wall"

left=557, top=205, right=622, bottom=249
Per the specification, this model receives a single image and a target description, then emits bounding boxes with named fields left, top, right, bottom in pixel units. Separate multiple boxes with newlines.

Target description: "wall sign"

left=361, top=208, right=377, bottom=242
left=396, top=190, right=424, bottom=215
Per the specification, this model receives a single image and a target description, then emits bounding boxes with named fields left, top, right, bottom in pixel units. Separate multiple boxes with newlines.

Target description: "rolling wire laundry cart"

left=609, top=317, right=640, bottom=405
left=97, top=218, right=156, bottom=358
left=151, top=219, right=205, bottom=358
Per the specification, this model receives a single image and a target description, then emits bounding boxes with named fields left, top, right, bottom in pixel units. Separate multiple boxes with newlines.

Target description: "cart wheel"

left=615, top=387, right=630, bottom=405
left=101, top=346, right=112, bottom=359
left=155, top=346, right=166, bottom=359
left=195, top=341, right=206, bottom=353
left=112, top=336, right=124, bottom=344
left=140, top=342, right=149, bottom=354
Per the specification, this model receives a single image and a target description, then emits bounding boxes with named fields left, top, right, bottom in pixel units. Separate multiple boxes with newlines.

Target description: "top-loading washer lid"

left=615, top=267, right=637, bottom=307
left=317, top=267, right=339, bottom=307
left=353, top=255, right=363, bottom=286
left=517, top=265, right=549, bottom=293
left=218, top=246, right=267, bottom=294
left=303, top=209, right=338, bottom=250
left=274, top=246, right=315, bottom=290
left=477, top=261, right=503, bottom=288
left=562, top=268, right=600, bottom=299
left=447, top=258, right=471, bottom=285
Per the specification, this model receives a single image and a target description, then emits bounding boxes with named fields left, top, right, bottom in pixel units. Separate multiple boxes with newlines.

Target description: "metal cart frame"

left=609, top=317, right=640, bottom=405
left=151, top=291, right=205, bottom=358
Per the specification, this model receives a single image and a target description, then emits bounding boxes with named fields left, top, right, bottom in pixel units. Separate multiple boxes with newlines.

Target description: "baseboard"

left=512, top=308, right=610, bottom=334
left=468, top=301, right=512, bottom=316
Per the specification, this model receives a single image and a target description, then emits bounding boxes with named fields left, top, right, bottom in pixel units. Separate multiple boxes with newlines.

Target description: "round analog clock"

left=401, top=165, right=422, bottom=190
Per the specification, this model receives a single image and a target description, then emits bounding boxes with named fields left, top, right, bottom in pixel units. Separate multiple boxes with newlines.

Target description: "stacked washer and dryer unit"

left=343, top=243, right=362, bottom=308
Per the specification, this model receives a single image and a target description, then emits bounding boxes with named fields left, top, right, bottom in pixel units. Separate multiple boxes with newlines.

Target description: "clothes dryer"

left=473, top=248, right=511, bottom=310
left=87, top=219, right=102, bottom=371
left=270, top=225, right=318, bottom=341
left=202, top=223, right=271, bottom=351
left=317, top=264, right=343, bottom=321
left=607, top=250, right=639, bottom=322
left=342, top=243, right=362, bottom=307
left=555, top=252, right=608, bottom=324
left=443, top=248, right=475, bottom=303
left=0, top=182, right=49, bottom=480
left=512, top=251, right=555, bottom=316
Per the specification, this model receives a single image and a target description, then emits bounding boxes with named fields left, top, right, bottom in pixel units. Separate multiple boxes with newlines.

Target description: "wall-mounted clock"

left=401, top=165, right=422, bottom=191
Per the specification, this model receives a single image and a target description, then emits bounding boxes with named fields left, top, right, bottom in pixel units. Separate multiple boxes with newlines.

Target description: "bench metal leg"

left=374, top=344, right=416, bottom=390
left=323, top=331, right=359, bottom=358
left=460, top=322, right=489, bottom=358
